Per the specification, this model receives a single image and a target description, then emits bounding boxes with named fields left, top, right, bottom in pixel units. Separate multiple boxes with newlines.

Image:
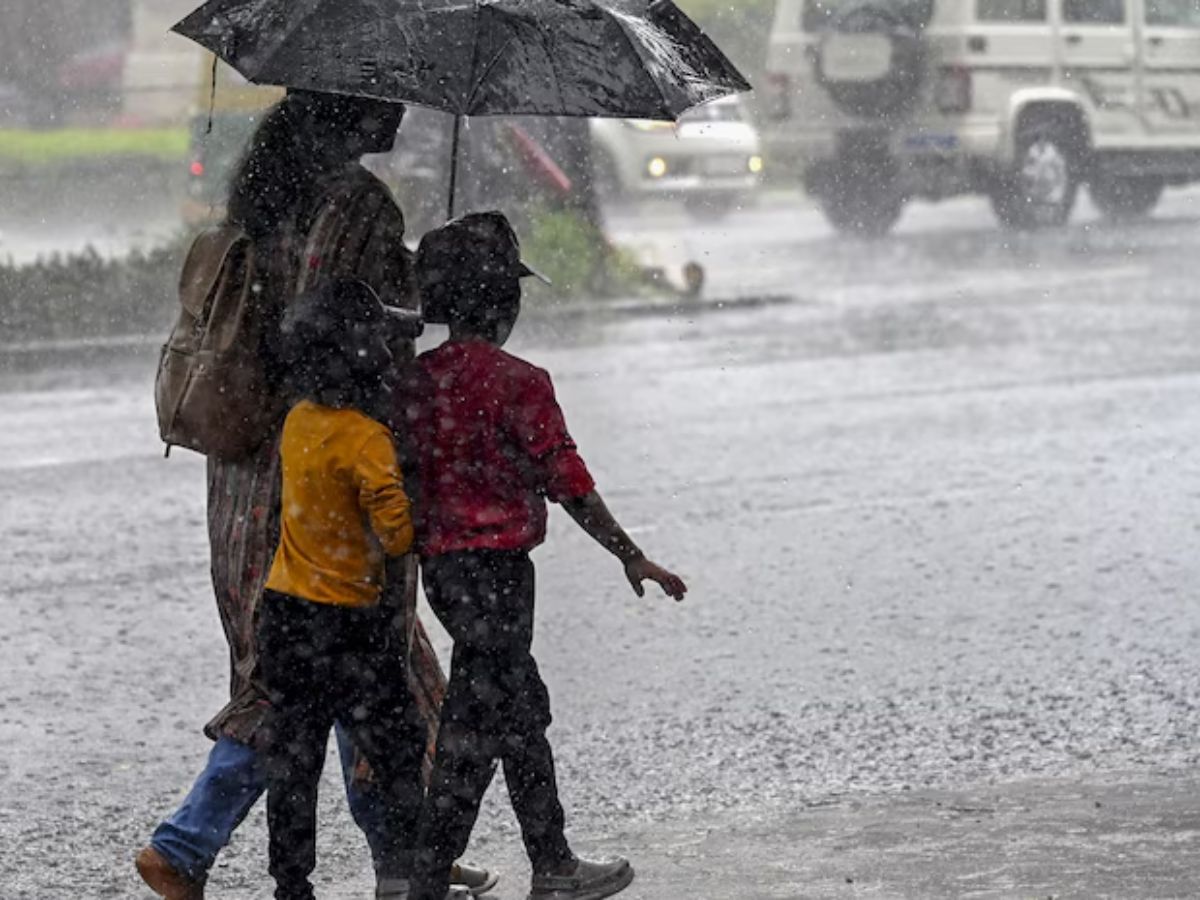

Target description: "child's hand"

left=624, top=556, right=688, bottom=602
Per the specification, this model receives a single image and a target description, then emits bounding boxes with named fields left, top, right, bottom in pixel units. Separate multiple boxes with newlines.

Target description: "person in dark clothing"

left=401, top=212, right=688, bottom=900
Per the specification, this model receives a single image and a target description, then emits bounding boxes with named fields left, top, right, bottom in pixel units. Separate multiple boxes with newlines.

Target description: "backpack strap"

left=179, top=225, right=252, bottom=320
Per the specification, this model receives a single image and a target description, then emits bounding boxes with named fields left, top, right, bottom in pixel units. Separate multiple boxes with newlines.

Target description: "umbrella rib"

left=466, top=36, right=520, bottom=113
left=467, top=7, right=567, bottom=114
left=531, top=26, right=568, bottom=113
left=464, top=0, right=485, bottom=115
left=603, top=5, right=674, bottom=120
left=248, top=0, right=327, bottom=83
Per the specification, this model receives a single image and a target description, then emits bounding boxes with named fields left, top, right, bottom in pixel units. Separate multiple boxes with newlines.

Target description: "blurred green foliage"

left=521, top=206, right=649, bottom=303
left=0, top=128, right=189, bottom=167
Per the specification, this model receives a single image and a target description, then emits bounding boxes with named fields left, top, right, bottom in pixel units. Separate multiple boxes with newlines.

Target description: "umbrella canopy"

left=173, top=0, right=750, bottom=120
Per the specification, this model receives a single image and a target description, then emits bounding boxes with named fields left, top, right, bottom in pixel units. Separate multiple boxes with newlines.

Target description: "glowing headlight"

left=628, top=120, right=675, bottom=133
left=748, top=155, right=764, bottom=175
left=647, top=156, right=668, bottom=178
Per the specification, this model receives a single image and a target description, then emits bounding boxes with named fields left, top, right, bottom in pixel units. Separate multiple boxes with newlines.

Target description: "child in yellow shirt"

left=256, top=278, right=428, bottom=900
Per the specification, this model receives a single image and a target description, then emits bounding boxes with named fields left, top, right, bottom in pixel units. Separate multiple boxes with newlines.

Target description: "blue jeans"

left=151, top=725, right=395, bottom=882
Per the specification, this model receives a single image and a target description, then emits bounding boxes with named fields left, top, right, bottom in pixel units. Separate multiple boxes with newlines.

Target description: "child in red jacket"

left=402, top=213, right=687, bottom=900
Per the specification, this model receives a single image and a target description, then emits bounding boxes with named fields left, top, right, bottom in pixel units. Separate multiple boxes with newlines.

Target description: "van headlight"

left=748, top=155, right=764, bottom=175
left=647, top=156, right=668, bottom=178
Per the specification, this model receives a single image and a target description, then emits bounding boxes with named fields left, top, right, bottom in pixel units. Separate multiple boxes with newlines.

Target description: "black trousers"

left=408, top=551, right=574, bottom=900
left=257, top=590, right=428, bottom=900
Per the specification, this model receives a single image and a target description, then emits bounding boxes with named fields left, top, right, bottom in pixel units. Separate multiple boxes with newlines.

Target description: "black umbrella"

left=173, top=0, right=751, bottom=217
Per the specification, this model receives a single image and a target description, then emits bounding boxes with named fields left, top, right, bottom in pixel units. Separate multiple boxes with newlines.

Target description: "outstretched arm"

left=504, top=369, right=687, bottom=602
left=560, top=491, right=688, bottom=602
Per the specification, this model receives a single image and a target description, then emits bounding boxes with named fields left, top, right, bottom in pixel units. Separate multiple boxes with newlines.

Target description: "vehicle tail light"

left=765, top=71, right=791, bottom=121
left=190, top=160, right=205, bottom=177
left=936, top=66, right=972, bottom=115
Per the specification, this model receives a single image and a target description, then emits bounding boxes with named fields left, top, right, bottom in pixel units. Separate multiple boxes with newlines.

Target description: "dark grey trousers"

left=408, top=550, right=574, bottom=900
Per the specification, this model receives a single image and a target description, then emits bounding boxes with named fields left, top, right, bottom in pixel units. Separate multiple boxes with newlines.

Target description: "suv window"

left=1145, top=0, right=1200, bottom=26
left=1062, top=0, right=1125, bottom=23
left=679, top=101, right=744, bottom=123
left=803, top=0, right=851, bottom=31
left=976, top=0, right=1047, bottom=21
left=801, top=0, right=935, bottom=31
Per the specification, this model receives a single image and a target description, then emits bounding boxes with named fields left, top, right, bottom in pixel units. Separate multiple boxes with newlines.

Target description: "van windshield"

left=802, top=0, right=936, bottom=31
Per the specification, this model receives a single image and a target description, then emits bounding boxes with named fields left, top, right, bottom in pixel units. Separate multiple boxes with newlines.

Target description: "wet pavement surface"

left=4, top=192, right=1200, bottom=898
left=594, top=772, right=1200, bottom=899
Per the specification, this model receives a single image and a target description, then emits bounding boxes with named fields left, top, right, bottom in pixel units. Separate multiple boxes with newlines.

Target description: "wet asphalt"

left=4, top=190, right=1200, bottom=898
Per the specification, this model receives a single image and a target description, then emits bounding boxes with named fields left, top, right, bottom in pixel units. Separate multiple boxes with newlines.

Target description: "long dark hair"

left=225, top=92, right=385, bottom=239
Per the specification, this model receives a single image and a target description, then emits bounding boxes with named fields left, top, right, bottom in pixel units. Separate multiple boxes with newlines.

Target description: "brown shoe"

left=135, top=846, right=205, bottom=900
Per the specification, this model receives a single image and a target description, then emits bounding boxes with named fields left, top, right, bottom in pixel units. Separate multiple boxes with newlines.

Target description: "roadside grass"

left=0, top=127, right=190, bottom=166
left=0, top=210, right=647, bottom=345
left=522, top=205, right=654, bottom=302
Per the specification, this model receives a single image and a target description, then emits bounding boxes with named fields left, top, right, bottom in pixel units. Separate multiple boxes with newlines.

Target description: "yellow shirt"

left=265, top=400, right=414, bottom=608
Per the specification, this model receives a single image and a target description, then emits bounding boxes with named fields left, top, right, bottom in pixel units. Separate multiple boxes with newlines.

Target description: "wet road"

left=4, top=194, right=1200, bottom=898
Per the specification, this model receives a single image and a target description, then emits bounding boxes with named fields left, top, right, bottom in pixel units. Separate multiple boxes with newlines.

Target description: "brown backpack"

left=155, top=226, right=284, bottom=459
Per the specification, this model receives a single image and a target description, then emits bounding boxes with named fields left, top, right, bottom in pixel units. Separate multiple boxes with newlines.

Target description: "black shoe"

left=528, top=856, right=634, bottom=900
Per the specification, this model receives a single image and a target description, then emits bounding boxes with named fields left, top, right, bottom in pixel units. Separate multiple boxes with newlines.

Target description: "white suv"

left=762, top=0, right=1200, bottom=234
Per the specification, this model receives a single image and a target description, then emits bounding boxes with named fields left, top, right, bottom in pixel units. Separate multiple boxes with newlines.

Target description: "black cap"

left=421, top=211, right=547, bottom=282
left=417, top=211, right=548, bottom=324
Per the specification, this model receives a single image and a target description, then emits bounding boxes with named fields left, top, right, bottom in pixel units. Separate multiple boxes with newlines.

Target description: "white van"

left=762, top=0, right=1200, bottom=234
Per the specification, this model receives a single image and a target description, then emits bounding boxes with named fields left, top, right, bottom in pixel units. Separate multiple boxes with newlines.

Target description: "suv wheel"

left=817, top=157, right=905, bottom=238
left=991, top=120, right=1081, bottom=230
left=1090, top=175, right=1163, bottom=222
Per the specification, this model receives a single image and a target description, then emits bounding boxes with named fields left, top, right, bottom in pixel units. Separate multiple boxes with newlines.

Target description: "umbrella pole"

left=448, top=114, right=461, bottom=221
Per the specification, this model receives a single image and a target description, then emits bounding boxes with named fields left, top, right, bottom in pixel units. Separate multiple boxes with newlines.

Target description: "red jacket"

left=401, top=340, right=595, bottom=557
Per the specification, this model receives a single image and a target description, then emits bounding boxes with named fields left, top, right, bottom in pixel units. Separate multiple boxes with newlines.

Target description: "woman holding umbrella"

left=136, top=90, right=494, bottom=900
